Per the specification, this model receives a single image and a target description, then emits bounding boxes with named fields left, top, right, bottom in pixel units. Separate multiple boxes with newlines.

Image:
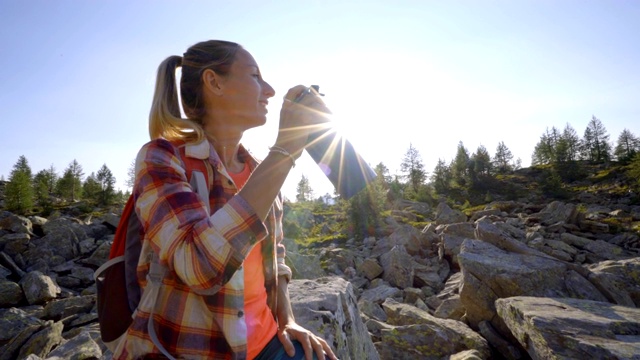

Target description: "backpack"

left=93, top=145, right=210, bottom=357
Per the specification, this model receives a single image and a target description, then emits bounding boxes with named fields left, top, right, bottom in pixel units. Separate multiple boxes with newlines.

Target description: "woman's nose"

left=263, top=81, right=275, bottom=98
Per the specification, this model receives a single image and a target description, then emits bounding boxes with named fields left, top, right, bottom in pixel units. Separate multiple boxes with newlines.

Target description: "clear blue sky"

left=1, top=0, right=638, bottom=201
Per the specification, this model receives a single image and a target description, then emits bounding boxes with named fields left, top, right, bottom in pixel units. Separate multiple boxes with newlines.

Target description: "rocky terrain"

left=1, top=177, right=640, bottom=359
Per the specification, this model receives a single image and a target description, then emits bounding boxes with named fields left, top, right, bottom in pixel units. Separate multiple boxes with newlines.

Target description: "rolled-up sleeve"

left=272, top=194, right=292, bottom=282
left=134, top=139, right=268, bottom=293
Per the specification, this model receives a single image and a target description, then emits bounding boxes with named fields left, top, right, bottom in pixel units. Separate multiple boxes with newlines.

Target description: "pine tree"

left=554, top=126, right=585, bottom=182
left=614, top=129, right=640, bottom=163
left=400, top=143, right=427, bottom=193
left=83, top=172, right=102, bottom=202
left=33, top=167, right=57, bottom=209
left=494, top=141, right=514, bottom=173
left=532, top=129, right=553, bottom=165
left=451, top=142, right=470, bottom=186
left=430, top=159, right=452, bottom=194
left=374, top=162, right=392, bottom=186
left=5, top=155, right=34, bottom=213
left=582, top=116, right=610, bottom=162
left=96, top=164, right=116, bottom=206
left=472, top=145, right=492, bottom=176
left=560, top=123, right=581, bottom=162
left=57, top=159, right=84, bottom=202
left=295, top=174, right=313, bottom=202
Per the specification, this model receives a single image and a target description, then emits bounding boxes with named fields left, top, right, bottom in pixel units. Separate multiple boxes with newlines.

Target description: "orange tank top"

left=228, top=162, right=277, bottom=359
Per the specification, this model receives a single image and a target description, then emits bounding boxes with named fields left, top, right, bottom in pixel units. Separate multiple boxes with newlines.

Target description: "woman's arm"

left=239, top=85, right=330, bottom=222
left=135, top=139, right=267, bottom=294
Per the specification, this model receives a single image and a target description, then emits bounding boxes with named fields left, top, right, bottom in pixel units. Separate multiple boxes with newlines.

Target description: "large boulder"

left=497, top=296, right=640, bottom=359
left=289, top=277, right=379, bottom=360
left=379, top=245, right=414, bottom=289
left=435, top=202, right=467, bottom=225
left=19, top=271, right=60, bottom=305
left=587, top=258, right=640, bottom=307
left=457, top=239, right=606, bottom=331
left=526, top=201, right=579, bottom=225
left=376, top=299, right=490, bottom=359
left=0, top=214, right=34, bottom=235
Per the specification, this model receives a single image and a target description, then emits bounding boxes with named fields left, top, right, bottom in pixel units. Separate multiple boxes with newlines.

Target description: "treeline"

left=1, top=157, right=127, bottom=215
left=532, top=116, right=638, bottom=168
left=291, top=115, right=640, bottom=240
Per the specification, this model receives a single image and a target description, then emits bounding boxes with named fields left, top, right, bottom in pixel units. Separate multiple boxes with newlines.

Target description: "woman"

left=113, top=40, right=336, bottom=360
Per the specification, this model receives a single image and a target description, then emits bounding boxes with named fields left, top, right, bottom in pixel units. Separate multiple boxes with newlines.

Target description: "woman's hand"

left=277, top=322, right=337, bottom=360
left=274, top=85, right=331, bottom=159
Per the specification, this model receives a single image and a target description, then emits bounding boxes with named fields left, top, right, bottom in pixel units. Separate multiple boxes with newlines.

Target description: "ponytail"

left=148, top=55, right=204, bottom=142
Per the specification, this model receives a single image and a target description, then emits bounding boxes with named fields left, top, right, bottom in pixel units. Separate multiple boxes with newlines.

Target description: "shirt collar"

left=184, top=139, right=259, bottom=170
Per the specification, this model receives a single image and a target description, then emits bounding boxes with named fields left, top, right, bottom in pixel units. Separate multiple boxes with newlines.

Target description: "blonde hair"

left=148, top=40, right=241, bottom=142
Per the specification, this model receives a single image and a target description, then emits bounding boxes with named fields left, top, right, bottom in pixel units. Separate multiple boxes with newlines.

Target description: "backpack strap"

left=146, top=252, right=175, bottom=360
left=143, top=146, right=210, bottom=360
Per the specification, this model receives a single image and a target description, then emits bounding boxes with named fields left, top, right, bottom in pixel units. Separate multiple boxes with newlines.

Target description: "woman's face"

left=214, top=48, right=275, bottom=129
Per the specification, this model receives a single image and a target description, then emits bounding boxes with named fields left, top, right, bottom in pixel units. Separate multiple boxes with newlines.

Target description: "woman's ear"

left=202, top=69, right=224, bottom=96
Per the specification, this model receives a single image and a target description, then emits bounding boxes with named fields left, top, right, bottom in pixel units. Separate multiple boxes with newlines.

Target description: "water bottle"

left=302, top=86, right=377, bottom=199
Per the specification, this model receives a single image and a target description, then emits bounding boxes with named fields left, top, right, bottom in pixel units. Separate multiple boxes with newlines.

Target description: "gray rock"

left=380, top=246, right=414, bottom=289
left=477, top=321, right=521, bottom=360
left=388, top=224, right=428, bottom=256
left=440, top=234, right=468, bottom=269
left=47, top=330, right=103, bottom=360
left=457, top=239, right=607, bottom=330
left=434, top=295, right=465, bottom=320
left=20, top=271, right=60, bottom=305
left=441, top=222, right=476, bottom=239
left=360, top=284, right=403, bottom=304
left=289, top=277, right=380, bottom=360
left=564, top=269, right=609, bottom=302
left=588, top=258, right=640, bottom=307
left=356, top=258, right=383, bottom=280
left=0, top=322, right=43, bottom=360
left=17, top=320, right=64, bottom=359
left=377, top=300, right=490, bottom=359
left=0, top=279, right=24, bottom=307
left=528, top=201, right=578, bottom=225
left=2, top=233, right=31, bottom=257
left=583, top=239, right=633, bottom=261
left=435, top=202, right=467, bottom=225
left=413, top=265, right=444, bottom=291
left=474, top=221, right=554, bottom=260
left=560, top=232, right=591, bottom=247
left=0, top=214, right=34, bottom=234
left=0, top=308, right=46, bottom=341
left=82, top=240, right=112, bottom=267
left=449, top=350, right=485, bottom=360
left=403, top=287, right=423, bottom=304
left=322, top=248, right=356, bottom=274
left=358, top=299, right=388, bottom=322
left=544, top=238, right=578, bottom=256
left=43, top=295, right=96, bottom=320
left=101, top=212, right=121, bottom=229
left=39, top=217, right=90, bottom=260
left=470, top=209, right=502, bottom=222
left=580, top=219, right=610, bottom=233
left=497, top=296, right=640, bottom=360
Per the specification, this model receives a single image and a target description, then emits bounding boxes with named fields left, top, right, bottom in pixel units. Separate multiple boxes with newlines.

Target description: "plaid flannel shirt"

left=114, top=139, right=291, bottom=360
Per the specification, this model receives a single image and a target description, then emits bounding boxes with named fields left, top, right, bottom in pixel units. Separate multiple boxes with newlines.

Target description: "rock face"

left=1, top=192, right=640, bottom=360
left=376, top=299, right=490, bottom=359
left=289, top=277, right=379, bottom=360
left=496, top=296, right=640, bottom=359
